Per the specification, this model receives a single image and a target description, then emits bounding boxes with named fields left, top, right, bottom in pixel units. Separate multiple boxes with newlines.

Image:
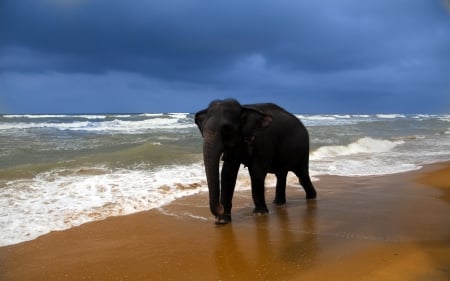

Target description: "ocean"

left=1, top=113, right=449, bottom=246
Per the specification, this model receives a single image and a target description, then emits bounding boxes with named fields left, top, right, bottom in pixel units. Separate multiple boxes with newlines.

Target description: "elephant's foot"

left=306, top=190, right=317, bottom=199
left=273, top=198, right=286, bottom=206
left=215, top=213, right=231, bottom=225
left=253, top=206, right=269, bottom=215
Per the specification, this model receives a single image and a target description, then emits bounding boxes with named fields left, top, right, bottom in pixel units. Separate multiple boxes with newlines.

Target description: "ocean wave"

left=137, top=113, right=189, bottom=118
left=296, top=114, right=450, bottom=126
left=295, top=114, right=373, bottom=126
left=0, top=162, right=263, bottom=246
left=307, top=137, right=421, bottom=176
left=310, top=160, right=420, bottom=177
left=0, top=164, right=208, bottom=246
left=2, top=113, right=188, bottom=120
left=3, top=114, right=72, bottom=118
left=297, top=115, right=336, bottom=120
left=310, top=137, right=404, bottom=160
left=376, top=114, right=406, bottom=119
left=3, top=114, right=108, bottom=119
left=0, top=116, right=196, bottom=132
left=3, top=114, right=448, bottom=132
left=139, top=113, right=165, bottom=117
left=168, top=113, right=190, bottom=118
left=438, top=115, right=450, bottom=122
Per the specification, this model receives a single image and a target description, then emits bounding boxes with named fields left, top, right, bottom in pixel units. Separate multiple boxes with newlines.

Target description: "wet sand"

left=1, top=162, right=449, bottom=281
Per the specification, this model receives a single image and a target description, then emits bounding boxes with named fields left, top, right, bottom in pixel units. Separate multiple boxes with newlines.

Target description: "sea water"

left=0, top=113, right=449, bottom=246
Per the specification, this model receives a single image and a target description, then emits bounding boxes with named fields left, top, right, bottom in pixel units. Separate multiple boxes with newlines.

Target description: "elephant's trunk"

left=202, top=130, right=224, bottom=217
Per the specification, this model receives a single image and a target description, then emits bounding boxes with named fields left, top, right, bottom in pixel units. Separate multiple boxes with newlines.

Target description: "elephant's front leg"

left=249, top=167, right=269, bottom=215
left=219, top=160, right=240, bottom=224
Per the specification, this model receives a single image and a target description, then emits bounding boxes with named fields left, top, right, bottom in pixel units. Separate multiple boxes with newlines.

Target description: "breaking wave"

left=310, top=137, right=404, bottom=160
left=0, top=113, right=195, bottom=133
left=0, top=164, right=207, bottom=246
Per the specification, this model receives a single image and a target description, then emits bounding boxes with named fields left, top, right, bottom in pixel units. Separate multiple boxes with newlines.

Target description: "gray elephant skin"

left=195, top=99, right=317, bottom=224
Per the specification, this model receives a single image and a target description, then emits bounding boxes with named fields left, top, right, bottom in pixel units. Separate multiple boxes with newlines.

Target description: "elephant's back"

left=251, top=103, right=307, bottom=133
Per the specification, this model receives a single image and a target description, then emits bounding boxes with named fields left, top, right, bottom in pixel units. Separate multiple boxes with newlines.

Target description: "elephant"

left=195, top=99, right=317, bottom=224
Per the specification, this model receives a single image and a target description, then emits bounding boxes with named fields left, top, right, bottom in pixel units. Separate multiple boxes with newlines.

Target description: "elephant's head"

left=195, top=99, right=272, bottom=217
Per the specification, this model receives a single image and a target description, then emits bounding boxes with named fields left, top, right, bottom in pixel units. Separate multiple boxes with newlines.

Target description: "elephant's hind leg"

left=273, top=171, right=288, bottom=205
left=296, top=168, right=317, bottom=199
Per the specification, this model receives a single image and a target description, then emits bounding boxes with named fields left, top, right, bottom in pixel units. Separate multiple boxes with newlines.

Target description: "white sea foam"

left=168, top=113, right=190, bottom=118
left=310, top=137, right=404, bottom=160
left=0, top=163, right=209, bottom=246
left=3, top=114, right=70, bottom=118
left=296, top=114, right=375, bottom=126
left=296, top=115, right=336, bottom=120
left=438, top=115, right=450, bottom=122
left=0, top=162, right=261, bottom=246
left=139, top=113, right=165, bottom=117
left=376, top=114, right=406, bottom=119
left=310, top=160, right=420, bottom=177
left=0, top=116, right=196, bottom=132
left=3, top=114, right=108, bottom=119
left=309, top=137, right=415, bottom=176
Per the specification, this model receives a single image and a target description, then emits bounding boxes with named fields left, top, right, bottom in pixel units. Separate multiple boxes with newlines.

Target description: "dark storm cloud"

left=0, top=0, right=449, bottom=113
left=1, top=0, right=446, bottom=75
left=2, top=0, right=283, bottom=78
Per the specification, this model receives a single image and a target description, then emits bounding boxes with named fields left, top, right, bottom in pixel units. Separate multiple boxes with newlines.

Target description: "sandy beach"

left=1, top=162, right=449, bottom=281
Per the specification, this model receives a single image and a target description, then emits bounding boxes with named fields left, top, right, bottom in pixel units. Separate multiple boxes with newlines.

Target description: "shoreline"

left=1, top=161, right=449, bottom=280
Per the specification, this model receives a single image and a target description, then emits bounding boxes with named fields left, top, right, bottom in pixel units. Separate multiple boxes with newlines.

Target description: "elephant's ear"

left=195, top=108, right=208, bottom=137
left=240, top=107, right=272, bottom=138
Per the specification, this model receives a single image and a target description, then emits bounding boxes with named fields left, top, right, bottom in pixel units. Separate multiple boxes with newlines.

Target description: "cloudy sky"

left=1, top=0, right=449, bottom=114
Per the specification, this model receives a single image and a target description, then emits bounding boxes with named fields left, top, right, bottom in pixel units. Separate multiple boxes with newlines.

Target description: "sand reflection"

left=215, top=200, right=318, bottom=280
left=276, top=200, right=318, bottom=266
